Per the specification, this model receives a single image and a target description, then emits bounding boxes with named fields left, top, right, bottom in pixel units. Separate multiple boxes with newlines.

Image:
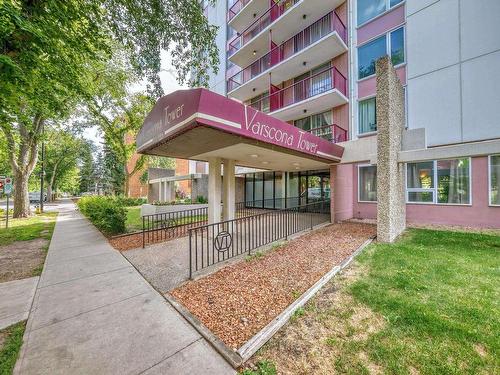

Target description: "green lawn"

left=125, top=206, right=207, bottom=233
left=246, top=229, right=500, bottom=375
left=0, top=212, right=57, bottom=246
left=0, top=321, right=26, bottom=375
left=125, top=206, right=143, bottom=232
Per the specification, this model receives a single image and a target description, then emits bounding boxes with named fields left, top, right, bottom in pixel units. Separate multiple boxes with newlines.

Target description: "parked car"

left=29, top=192, right=47, bottom=203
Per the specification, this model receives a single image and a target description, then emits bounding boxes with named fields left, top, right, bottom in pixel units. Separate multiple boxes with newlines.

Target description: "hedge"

left=77, top=196, right=126, bottom=235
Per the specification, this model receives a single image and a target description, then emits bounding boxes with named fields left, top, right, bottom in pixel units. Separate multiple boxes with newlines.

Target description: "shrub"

left=77, top=196, right=126, bottom=235
left=114, top=196, right=147, bottom=206
left=195, top=195, right=208, bottom=204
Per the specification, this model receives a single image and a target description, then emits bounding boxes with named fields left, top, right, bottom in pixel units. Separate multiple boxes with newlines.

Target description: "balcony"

left=227, top=11, right=347, bottom=101
left=309, top=124, right=348, bottom=143
left=249, top=66, right=348, bottom=122
left=227, top=0, right=268, bottom=32
left=228, top=0, right=345, bottom=68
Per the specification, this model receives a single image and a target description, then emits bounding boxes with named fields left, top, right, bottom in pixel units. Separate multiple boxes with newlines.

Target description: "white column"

left=163, top=181, right=175, bottom=202
left=208, top=157, right=222, bottom=224
left=222, top=159, right=236, bottom=221
left=159, top=181, right=163, bottom=202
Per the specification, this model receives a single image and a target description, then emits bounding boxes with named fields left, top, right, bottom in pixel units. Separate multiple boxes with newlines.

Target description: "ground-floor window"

left=358, top=165, right=377, bottom=202
left=489, top=155, right=500, bottom=206
left=244, top=170, right=330, bottom=208
left=406, top=158, right=471, bottom=204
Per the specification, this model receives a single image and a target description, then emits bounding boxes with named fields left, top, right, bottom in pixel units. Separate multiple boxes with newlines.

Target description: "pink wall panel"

left=358, top=66, right=406, bottom=99
left=333, top=104, right=349, bottom=132
left=357, top=4, right=405, bottom=45
left=407, top=157, right=500, bottom=228
left=336, top=2, right=348, bottom=26
left=344, top=158, right=500, bottom=228
left=351, top=162, right=377, bottom=220
left=331, top=163, right=354, bottom=222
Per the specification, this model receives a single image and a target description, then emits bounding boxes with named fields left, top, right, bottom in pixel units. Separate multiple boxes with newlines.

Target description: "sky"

left=82, top=50, right=188, bottom=145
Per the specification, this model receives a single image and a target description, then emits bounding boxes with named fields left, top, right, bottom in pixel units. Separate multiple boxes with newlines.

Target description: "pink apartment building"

left=141, top=0, right=500, bottom=229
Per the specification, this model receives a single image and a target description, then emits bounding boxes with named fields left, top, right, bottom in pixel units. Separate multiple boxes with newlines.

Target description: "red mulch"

left=109, top=223, right=198, bottom=251
left=170, top=222, right=377, bottom=350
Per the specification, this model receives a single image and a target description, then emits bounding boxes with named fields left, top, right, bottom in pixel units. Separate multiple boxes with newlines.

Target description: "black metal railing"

left=189, top=199, right=330, bottom=278
left=142, top=207, right=208, bottom=248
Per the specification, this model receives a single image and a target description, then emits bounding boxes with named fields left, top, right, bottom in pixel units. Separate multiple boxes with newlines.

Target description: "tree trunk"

left=123, top=174, right=130, bottom=197
left=13, top=170, right=31, bottom=218
left=47, top=184, right=53, bottom=203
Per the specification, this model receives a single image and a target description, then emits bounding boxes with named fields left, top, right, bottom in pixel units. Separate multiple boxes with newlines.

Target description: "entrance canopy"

left=136, top=88, right=344, bottom=171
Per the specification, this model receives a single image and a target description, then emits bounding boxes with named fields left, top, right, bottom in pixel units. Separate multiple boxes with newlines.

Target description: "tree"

left=44, top=130, right=83, bottom=201
left=1, top=0, right=218, bottom=216
left=101, top=145, right=125, bottom=195
left=78, top=140, right=97, bottom=194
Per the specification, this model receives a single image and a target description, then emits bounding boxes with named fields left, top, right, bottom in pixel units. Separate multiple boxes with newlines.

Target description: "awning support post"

left=208, top=157, right=222, bottom=224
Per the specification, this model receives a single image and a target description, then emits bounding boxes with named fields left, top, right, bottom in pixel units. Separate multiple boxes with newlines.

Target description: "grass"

left=0, top=321, right=26, bottom=375
left=0, top=212, right=57, bottom=247
left=245, top=228, right=500, bottom=374
left=125, top=206, right=143, bottom=232
left=125, top=206, right=208, bottom=233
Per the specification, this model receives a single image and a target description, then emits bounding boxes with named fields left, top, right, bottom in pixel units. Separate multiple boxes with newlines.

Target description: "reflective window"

left=359, top=165, right=377, bottom=202
left=357, top=0, right=404, bottom=26
left=489, top=155, right=500, bottom=205
left=358, top=35, right=386, bottom=79
left=390, top=27, right=405, bottom=66
left=406, top=159, right=470, bottom=204
left=357, top=0, right=385, bottom=25
left=358, top=26, right=405, bottom=79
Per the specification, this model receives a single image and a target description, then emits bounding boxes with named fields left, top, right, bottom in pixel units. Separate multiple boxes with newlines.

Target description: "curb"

left=167, top=236, right=375, bottom=368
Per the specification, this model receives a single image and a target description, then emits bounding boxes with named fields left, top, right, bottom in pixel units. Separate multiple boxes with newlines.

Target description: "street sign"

left=0, top=178, right=4, bottom=194
left=4, top=177, right=12, bottom=195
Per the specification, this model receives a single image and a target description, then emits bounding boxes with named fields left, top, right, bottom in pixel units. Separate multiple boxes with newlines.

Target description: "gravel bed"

left=109, top=224, right=192, bottom=251
left=171, top=222, right=376, bottom=350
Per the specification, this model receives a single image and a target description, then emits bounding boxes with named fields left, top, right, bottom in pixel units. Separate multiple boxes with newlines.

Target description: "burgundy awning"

left=137, top=88, right=344, bottom=170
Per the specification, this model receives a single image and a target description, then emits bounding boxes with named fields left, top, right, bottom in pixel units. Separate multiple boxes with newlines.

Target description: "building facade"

left=194, top=0, right=500, bottom=228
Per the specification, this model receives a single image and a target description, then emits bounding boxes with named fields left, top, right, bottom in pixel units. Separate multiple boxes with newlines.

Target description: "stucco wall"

left=406, top=0, right=500, bottom=146
left=348, top=157, right=500, bottom=228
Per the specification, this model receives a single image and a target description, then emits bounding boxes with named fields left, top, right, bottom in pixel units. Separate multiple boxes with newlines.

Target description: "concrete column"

left=208, top=157, right=222, bottom=224
left=159, top=181, right=164, bottom=202
left=222, top=159, right=236, bottom=221
left=375, top=56, right=406, bottom=242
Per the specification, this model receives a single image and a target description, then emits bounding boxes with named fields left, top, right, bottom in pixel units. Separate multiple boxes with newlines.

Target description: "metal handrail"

left=188, top=199, right=331, bottom=277
left=227, top=11, right=346, bottom=92
left=228, top=0, right=300, bottom=56
left=228, top=0, right=253, bottom=22
left=249, top=66, right=347, bottom=112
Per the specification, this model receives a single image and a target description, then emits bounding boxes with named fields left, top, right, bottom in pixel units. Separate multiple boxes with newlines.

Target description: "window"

left=358, top=165, right=377, bottom=202
left=406, top=159, right=471, bottom=204
left=490, top=155, right=500, bottom=206
left=357, top=0, right=404, bottom=26
left=358, top=97, right=377, bottom=134
left=358, top=27, right=405, bottom=79
left=294, top=111, right=333, bottom=140
left=390, top=27, right=405, bottom=66
left=250, top=91, right=269, bottom=113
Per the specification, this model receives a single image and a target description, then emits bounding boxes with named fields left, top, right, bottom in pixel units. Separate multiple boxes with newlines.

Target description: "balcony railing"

left=227, top=11, right=347, bottom=92
left=308, top=124, right=348, bottom=143
left=250, top=66, right=347, bottom=112
left=228, top=0, right=300, bottom=56
left=227, top=0, right=253, bottom=22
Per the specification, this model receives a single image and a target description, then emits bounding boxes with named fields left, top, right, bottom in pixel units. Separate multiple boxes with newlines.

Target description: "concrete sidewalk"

left=15, top=199, right=234, bottom=375
left=0, top=277, right=38, bottom=330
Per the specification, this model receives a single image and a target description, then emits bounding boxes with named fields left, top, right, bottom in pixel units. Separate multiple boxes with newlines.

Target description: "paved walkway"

left=0, top=277, right=38, bottom=330
left=15, top=199, right=234, bottom=375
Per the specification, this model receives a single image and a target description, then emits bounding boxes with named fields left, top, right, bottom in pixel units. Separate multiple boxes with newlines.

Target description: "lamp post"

left=39, top=122, right=45, bottom=213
